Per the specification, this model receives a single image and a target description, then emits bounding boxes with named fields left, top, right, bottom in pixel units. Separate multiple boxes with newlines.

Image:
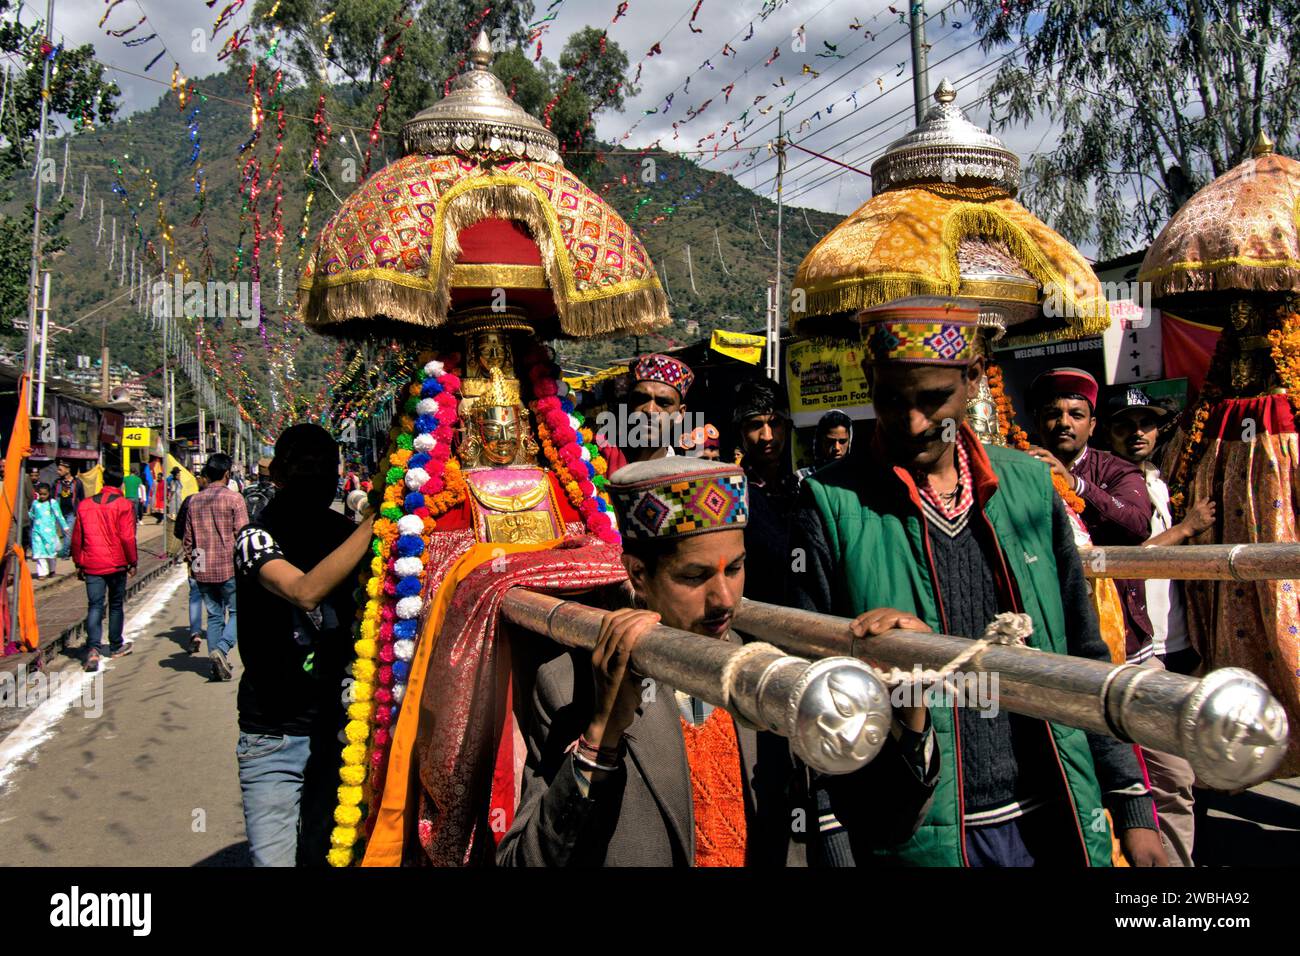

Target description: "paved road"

left=0, top=568, right=250, bottom=866
left=0, top=565, right=1295, bottom=866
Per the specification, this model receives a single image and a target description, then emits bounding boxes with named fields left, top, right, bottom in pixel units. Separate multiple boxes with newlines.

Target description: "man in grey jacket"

left=497, top=457, right=939, bottom=867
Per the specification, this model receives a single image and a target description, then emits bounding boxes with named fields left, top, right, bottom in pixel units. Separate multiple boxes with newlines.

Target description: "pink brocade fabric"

left=1168, top=395, right=1300, bottom=779
left=412, top=537, right=629, bottom=865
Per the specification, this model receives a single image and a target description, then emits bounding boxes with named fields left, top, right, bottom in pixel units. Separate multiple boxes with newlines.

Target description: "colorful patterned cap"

left=858, top=297, right=981, bottom=366
left=632, top=353, right=695, bottom=398
left=610, top=457, right=748, bottom=541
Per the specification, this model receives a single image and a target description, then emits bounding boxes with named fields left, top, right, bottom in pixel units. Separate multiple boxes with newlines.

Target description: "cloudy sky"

left=6, top=0, right=1052, bottom=227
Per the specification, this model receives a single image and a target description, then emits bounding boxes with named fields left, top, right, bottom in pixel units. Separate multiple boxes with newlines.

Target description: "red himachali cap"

left=1030, top=367, right=1099, bottom=409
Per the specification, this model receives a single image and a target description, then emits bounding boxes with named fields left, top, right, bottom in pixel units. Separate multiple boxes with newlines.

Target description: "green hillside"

left=2, top=65, right=843, bottom=428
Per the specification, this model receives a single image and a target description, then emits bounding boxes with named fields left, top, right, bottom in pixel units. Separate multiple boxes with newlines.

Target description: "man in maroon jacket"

left=1026, top=368, right=1155, bottom=662
left=71, top=465, right=138, bottom=671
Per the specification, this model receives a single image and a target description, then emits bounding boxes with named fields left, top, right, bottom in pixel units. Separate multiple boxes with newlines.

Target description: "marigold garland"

left=1268, top=310, right=1300, bottom=410
left=987, top=362, right=1085, bottom=514
left=327, top=353, right=463, bottom=867
left=524, top=345, right=621, bottom=545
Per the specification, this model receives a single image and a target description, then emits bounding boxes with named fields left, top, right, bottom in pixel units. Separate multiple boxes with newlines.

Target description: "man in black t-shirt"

left=232, top=424, right=375, bottom=867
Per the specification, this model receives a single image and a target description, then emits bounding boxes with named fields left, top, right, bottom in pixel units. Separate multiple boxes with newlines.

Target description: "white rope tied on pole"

left=869, top=611, right=1033, bottom=695
left=718, top=640, right=788, bottom=716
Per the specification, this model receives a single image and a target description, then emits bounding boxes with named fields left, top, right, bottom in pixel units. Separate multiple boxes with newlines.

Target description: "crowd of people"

left=49, top=301, right=1242, bottom=869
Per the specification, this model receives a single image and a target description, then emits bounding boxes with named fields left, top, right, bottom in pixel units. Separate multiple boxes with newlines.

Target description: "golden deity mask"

left=459, top=367, right=540, bottom=467
left=477, top=404, right=522, bottom=464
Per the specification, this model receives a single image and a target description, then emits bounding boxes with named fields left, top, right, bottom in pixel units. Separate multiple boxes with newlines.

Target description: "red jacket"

left=71, top=486, right=138, bottom=575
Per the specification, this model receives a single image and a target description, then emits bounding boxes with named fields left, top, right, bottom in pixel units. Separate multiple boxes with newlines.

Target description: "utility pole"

left=908, top=0, right=931, bottom=124
left=34, top=270, right=51, bottom=416
left=768, top=110, right=786, bottom=383
left=13, top=0, right=56, bottom=654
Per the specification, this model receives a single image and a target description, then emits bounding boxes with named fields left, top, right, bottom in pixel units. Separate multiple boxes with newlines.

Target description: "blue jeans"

left=85, top=571, right=127, bottom=654
left=198, top=578, right=238, bottom=655
left=237, top=731, right=337, bottom=866
left=59, top=514, right=75, bottom=559
left=187, top=576, right=205, bottom=636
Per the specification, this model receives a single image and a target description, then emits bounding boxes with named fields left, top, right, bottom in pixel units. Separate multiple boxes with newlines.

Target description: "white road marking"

left=0, top=568, right=187, bottom=793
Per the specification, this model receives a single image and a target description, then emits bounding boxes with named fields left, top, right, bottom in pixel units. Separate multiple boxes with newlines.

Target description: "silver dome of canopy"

left=400, top=30, right=562, bottom=164
left=870, top=78, right=1020, bottom=197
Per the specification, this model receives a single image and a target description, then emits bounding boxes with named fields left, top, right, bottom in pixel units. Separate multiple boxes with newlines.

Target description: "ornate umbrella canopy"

left=792, top=80, right=1110, bottom=344
left=1139, top=133, right=1300, bottom=316
left=298, top=31, right=670, bottom=340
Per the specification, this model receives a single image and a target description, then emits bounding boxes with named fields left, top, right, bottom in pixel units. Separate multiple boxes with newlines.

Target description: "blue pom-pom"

left=415, top=414, right=438, bottom=433
left=405, top=492, right=425, bottom=512
left=420, top=379, right=443, bottom=397
left=395, top=577, right=422, bottom=598
left=409, top=452, right=431, bottom=470
left=393, top=660, right=411, bottom=682
left=596, top=498, right=608, bottom=511
left=396, top=535, right=425, bottom=557
left=584, top=461, right=596, bottom=478
left=393, top=620, right=418, bottom=640
left=560, top=397, right=575, bottom=414
left=390, top=705, right=400, bottom=721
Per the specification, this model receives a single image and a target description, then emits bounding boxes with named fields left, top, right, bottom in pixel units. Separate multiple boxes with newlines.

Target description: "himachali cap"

left=633, top=353, right=695, bottom=399
left=1030, top=367, right=1100, bottom=410
left=858, top=297, right=981, bottom=366
left=610, top=457, right=748, bottom=542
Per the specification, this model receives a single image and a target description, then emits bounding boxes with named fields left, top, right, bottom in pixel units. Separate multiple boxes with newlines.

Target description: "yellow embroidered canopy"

left=791, top=81, right=1109, bottom=341
left=297, top=32, right=669, bottom=340
left=1139, top=135, right=1300, bottom=303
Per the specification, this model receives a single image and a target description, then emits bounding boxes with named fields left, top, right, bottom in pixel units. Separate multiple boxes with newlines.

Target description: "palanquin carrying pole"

left=730, top=600, right=1288, bottom=791
left=500, top=589, right=895, bottom=776
left=1080, top=544, right=1300, bottom=581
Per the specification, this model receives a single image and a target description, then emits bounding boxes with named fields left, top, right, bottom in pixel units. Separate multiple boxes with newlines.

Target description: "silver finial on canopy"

left=869, top=77, right=1021, bottom=197
left=400, top=29, right=562, bottom=164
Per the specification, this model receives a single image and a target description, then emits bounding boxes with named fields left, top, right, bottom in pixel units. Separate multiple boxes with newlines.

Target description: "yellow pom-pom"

left=344, top=720, right=369, bottom=744
left=359, top=619, right=378, bottom=643
left=353, top=638, right=377, bottom=659
left=370, top=556, right=384, bottom=576
left=347, top=701, right=374, bottom=722
left=337, top=786, right=363, bottom=807
left=352, top=659, right=376, bottom=683
left=339, top=765, right=366, bottom=787
left=335, top=804, right=363, bottom=827
left=327, top=847, right=353, bottom=868
left=341, top=743, right=367, bottom=766
left=351, top=681, right=373, bottom=703
left=330, top=826, right=358, bottom=848
left=366, top=577, right=381, bottom=598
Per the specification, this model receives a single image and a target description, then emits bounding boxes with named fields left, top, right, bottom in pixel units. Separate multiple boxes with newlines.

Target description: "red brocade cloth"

left=1163, top=394, right=1300, bottom=778
left=412, top=537, right=629, bottom=865
left=680, top=710, right=748, bottom=867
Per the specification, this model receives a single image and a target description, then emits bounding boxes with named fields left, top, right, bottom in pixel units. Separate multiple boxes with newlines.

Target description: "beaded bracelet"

left=572, top=751, right=621, bottom=774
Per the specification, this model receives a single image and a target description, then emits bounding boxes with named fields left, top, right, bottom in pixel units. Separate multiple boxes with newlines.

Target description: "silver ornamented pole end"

left=785, top=657, right=892, bottom=775
left=1179, top=667, right=1289, bottom=790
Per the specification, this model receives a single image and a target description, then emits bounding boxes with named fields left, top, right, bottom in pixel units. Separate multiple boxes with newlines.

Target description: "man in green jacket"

left=790, top=297, right=1166, bottom=867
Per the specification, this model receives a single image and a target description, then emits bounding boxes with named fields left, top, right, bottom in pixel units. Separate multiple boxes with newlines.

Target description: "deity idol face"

left=476, top=404, right=522, bottom=464
left=474, top=332, right=511, bottom=375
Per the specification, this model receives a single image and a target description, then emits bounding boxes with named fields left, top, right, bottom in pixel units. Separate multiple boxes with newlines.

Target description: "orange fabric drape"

left=1, top=377, right=39, bottom=653
left=362, top=539, right=562, bottom=866
left=0, top=374, right=33, bottom=552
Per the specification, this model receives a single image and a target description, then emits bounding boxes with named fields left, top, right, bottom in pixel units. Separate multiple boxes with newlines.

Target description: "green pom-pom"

left=386, top=466, right=404, bottom=485
left=371, top=539, right=383, bottom=557
left=404, top=396, right=419, bottom=413
left=381, top=505, right=403, bottom=521
left=585, top=443, right=599, bottom=459
left=593, top=475, right=609, bottom=489
left=396, top=433, right=414, bottom=450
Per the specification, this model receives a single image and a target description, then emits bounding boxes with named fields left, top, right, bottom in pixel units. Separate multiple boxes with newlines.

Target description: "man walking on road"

left=184, top=453, right=250, bottom=682
left=232, top=424, right=375, bottom=866
left=71, top=466, right=138, bottom=671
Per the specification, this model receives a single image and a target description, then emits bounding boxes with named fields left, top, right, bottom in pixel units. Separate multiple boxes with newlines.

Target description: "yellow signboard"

left=785, top=338, right=870, bottom=415
left=122, top=427, right=152, bottom=448
left=710, top=330, right=765, bottom=365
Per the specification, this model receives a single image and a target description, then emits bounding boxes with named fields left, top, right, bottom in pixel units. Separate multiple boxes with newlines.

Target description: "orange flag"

left=0, top=374, right=32, bottom=556
left=1, top=375, right=38, bottom=652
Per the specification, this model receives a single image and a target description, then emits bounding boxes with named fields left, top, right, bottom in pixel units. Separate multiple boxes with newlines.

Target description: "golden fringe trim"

left=1148, top=264, right=1300, bottom=300
left=941, top=205, right=1110, bottom=332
